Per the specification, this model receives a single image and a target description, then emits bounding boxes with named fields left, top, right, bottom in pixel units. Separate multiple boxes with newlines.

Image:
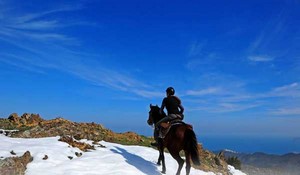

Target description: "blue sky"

left=0, top=0, right=300, bottom=141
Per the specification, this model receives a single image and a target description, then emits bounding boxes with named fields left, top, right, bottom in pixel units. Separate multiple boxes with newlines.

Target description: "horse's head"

left=147, top=104, right=166, bottom=126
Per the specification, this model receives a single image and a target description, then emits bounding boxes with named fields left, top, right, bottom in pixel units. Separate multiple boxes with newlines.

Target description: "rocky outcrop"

left=7, top=116, right=149, bottom=147
left=8, top=113, right=19, bottom=123
left=195, top=144, right=229, bottom=175
left=8, top=113, right=44, bottom=126
left=0, top=151, right=33, bottom=175
left=58, top=135, right=94, bottom=151
left=0, top=113, right=230, bottom=174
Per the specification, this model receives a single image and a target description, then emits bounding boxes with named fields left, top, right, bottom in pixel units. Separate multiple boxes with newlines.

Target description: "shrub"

left=226, top=156, right=241, bottom=170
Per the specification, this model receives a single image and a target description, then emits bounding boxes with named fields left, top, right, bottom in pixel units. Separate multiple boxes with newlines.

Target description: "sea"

left=198, top=135, right=300, bottom=155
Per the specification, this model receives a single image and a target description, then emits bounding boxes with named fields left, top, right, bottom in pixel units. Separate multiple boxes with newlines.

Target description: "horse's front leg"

left=160, top=150, right=166, bottom=174
left=158, top=143, right=166, bottom=174
left=157, top=152, right=161, bottom=165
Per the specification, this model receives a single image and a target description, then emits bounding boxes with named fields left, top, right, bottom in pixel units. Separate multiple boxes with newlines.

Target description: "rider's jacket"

left=161, top=96, right=183, bottom=115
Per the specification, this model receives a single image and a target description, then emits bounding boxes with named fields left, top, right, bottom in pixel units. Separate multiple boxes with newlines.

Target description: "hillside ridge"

left=0, top=112, right=229, bottom=175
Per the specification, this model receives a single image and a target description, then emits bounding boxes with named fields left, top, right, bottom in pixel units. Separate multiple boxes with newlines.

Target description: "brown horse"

left=147, top=104, right=200, bottom=175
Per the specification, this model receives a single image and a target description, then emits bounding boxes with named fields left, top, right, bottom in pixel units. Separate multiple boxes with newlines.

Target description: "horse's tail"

left=184, top=127, right=200, bottom=166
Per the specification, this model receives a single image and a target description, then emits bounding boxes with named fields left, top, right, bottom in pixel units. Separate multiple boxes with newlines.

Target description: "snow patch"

left=0, top=134, right=245, bottom=175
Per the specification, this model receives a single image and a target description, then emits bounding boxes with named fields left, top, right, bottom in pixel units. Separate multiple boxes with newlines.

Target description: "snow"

left=0, top=134, right=246, bottom=175
left=223, top=149, right=239, bottom=154
left=228, top=165, right=246, bottom=175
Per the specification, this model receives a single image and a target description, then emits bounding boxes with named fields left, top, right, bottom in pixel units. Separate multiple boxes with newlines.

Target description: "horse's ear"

left=150, top=104, right=153, bottom=108
left=156, top=104, right=158, bottom=107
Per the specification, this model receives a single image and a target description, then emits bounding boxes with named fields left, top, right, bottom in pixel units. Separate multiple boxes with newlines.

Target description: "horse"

left=147, top=104, right=200, bottom=175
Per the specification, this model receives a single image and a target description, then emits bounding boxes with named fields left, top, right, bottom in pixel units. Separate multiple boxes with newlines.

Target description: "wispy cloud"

left=247, top=9, right=288, bottom=64
left=271, top=108, right=300, bottom=115
left=0, top=2, right=159, bottom=99
left=248, top=55, right=274, bottom=62
left=188, top=102, right=260, bottom=113
left=9, top=4, right=84, bottom=24
left=265, top=82, right=300, bottom=98
left=186, top=53, right=218, bottom=71
left=8, top=20, right=60, bottom=30
left=132, top=90, right=164, bottom=98
left=186, top=87, right=222, bottom=96
left=184, top=82, right=300, bottom=114
left=0, top=56, right=45, bottom=74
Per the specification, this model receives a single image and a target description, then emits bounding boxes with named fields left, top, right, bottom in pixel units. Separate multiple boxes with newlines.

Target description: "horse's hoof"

left=161, top=171, right=166, bottom=174
left=157, top=162, right=161, bottom=166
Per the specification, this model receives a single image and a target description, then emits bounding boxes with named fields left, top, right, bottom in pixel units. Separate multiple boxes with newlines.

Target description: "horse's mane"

left=151, top=105, right=166, bottom=117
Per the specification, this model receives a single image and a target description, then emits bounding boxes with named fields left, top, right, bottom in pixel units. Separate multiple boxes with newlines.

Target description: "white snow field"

left=0, top=134, right=246, bottom=175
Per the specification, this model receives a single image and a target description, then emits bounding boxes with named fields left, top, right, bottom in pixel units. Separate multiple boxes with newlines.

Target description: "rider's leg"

left=156, top=114, right=181, bottom=127
left=151, top=127, right=159, bottom=147
left=151, top=116, right=169, bottom=147
left=151, top=114, right=180, bottom=146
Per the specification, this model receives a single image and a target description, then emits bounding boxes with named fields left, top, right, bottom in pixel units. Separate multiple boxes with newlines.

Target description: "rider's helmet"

left=166, top=87, right=175, bottom=96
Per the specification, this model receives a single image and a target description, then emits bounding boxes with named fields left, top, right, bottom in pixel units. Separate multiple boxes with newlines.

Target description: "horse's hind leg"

left=185, top=151, right=191, bottom=175
left=170, top=151, right=184, bottom=175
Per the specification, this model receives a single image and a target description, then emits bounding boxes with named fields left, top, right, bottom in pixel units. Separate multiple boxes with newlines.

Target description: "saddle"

left=159, top=120, right=192, bottom=139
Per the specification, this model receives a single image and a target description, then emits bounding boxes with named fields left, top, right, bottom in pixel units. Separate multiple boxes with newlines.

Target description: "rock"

left=8, top=113, right=19, bottom=123
left=21, top=113, right=30, bottom=120
left=0, top=151, right=33, bottom=175
left=97, top=144, right=106, bottom=148
left=42, top=155, right=48, bottom=160
left=10, top=150, right=16, bottom=155
left=58, top=135, right=95, bottom=151
left=27, top=114, right=43, bottom=125
left=75, top=152, right=82, bottom=157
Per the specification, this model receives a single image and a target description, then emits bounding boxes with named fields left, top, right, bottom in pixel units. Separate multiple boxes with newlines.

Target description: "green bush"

left=226, top=156, right=241, bottom=170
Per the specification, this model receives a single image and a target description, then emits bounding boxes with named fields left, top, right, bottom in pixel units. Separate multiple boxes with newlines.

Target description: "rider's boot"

left=150, top=127, right=159, bottom=147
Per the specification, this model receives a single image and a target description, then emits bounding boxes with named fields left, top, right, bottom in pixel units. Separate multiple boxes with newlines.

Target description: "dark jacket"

left=160, top=95, right=184, bottom=115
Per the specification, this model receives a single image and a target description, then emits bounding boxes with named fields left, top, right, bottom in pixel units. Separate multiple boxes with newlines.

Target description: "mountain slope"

left=0, top=135, right=245, bottom=175
left=0, top=113, right=246, bottom=174
left=222, top=150, right=300, bottom=175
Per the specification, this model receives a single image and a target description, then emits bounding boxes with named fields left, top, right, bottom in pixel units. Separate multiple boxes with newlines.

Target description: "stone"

left=0, top=151, right=33, bottom=175
left=8, top=113, right=19, bottom=123
left=42, top=155, right=48, bottom=160
left=10, top=150, right=16, bottom=155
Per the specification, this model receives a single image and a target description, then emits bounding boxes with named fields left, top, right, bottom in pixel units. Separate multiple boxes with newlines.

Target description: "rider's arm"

left=175, top=96, right=184, bottom=114
left=178, top=104, right=184, bottom=114
left=160, top=98, right=166, bottom=114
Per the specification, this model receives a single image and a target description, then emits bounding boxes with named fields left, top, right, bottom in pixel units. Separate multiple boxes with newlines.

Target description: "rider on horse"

left=151, top=87, right=185, bottom=147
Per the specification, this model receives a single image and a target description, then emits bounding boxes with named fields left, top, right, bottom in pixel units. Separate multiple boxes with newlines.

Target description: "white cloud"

left=267, top=82, right=300, bottom=98
left=10, top=4, right=83, bottom=24
left=0, top=3, right=159, bottom=99
left=271, top=108, right=300, bottom=115
left=132, top=90, right=164, bottom=98
left=188, top=102, right=259, bottom=113
left=186, top=87, right=221, bottom=96
left=10, top=20, right=59, bottom=30
left=0, top=3, right=85, bottom=44
left=186, top=53, right=218, bottom=71
left=273, top=82, right=298, bottom=92
left=184, top=82, right=300, bottom=114
left=248, top=55, right=274, bottom=62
